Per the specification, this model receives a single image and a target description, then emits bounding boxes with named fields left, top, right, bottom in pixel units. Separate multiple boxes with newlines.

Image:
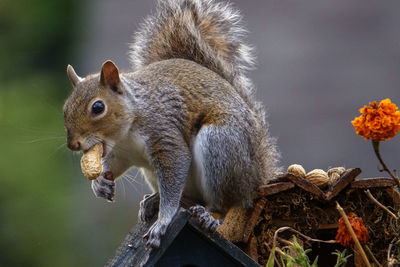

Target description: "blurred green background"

left=0, top=0, right=140, bottom=266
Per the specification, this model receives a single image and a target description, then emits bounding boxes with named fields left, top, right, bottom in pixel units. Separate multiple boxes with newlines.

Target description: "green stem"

left=372, top=140, right=400, bottom=188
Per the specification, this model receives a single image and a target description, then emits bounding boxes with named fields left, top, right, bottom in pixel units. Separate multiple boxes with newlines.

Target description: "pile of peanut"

left=287, top=164, right=345, bottom=188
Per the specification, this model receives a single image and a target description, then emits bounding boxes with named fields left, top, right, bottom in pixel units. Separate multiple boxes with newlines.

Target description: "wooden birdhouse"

left=107, top=209, right=259, bottom=267
left=107, top=167, right=400, bottom=266
left=225, top=168, right=400, bottom=266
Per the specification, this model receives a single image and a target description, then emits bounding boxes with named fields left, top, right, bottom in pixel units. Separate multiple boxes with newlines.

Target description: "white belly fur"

left=185, top=126, right=210, bottom=204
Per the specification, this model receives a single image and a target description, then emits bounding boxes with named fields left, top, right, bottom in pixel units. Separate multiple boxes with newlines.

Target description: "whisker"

left=122, top=171, right=145, bottom=195
left=72, top=151, right=82, bottom=160
left=125, top=171, right=143, bottom=186
left=122, top=176, right=139, bottom=195
left=18, top=126, right=65, bottom=135
left=18, top=136, right=65, bottom=144
left=68, top=151, right=80, bottom=174
left=45, top=143, right=68, bottom=160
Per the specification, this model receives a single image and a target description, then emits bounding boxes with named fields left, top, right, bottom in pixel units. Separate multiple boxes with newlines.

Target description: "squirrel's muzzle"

left=66, top=135, right=81, bottom=151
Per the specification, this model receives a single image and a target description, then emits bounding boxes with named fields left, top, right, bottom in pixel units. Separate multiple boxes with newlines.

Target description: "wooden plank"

left=243, top=198, right=267, bottom=243
left=351, top=177, right=395, bottom=188
left=255, top=182, right=295, bottom=198
left=106, top=209, right=188, bottom=267
left=267, top=174, right=291, bottom=184
left=286, top=173, right=325, bottom=198
left=325, top=168, right=361, bottom=201
left=386, top=187, right=400, bottom=205
left=246, top=234, right=259, bottom=263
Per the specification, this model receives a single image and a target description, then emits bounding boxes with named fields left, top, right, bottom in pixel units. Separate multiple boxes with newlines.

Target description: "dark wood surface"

left=286, top=173, right=326, bottom=198
left=243, top=198, right=267, bottom=243
left=255, top=182, right=295, bottom=198
left=351, top=177, right=396, bottom=188
left=325, top=168, right=362, bottom=200
left=107, top=209, right=260, bottom=267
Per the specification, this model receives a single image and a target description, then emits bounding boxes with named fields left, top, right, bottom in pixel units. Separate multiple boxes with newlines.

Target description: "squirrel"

left=63, top=0, right=280, bottom=248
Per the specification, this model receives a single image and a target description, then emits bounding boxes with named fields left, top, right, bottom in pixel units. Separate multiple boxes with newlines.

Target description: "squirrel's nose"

left=67, top=140, right=81, bottom=151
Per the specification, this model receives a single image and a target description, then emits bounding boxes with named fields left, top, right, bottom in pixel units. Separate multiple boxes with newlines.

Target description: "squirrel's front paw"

left=91, top=172, right=115, bottom=202
left=139, top=193, right=159, bottom=222
left=143, top=220, right=167, bottom=249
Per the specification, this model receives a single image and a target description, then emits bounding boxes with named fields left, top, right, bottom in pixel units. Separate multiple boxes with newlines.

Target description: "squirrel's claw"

left=91, top=175, right=115, bottom=201
left=189, top=205, right=221, bottom=232
left=143, top=220, right=167, bottom=249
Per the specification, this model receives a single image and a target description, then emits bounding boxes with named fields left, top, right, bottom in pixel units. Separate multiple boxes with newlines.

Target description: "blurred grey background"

left=1, top=0, right=399, bottom=266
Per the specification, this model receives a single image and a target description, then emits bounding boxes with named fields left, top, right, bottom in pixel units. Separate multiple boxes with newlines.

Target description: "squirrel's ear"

left=67, top=64, right=83, bottom=87
left=100, top=60, right=121, bottom=94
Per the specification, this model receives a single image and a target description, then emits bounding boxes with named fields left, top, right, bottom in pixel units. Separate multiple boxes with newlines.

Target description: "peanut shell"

left=305, top=169, right=329, bottom=188
left=327, top=167, right=346, bottom=185
left=80, top=142, right=103, bottom=180
left=287, top=164, right=306, bottom=178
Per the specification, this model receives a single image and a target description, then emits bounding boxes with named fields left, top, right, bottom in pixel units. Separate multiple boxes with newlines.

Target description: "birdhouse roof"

left=107, top=209, right=259, bottom=267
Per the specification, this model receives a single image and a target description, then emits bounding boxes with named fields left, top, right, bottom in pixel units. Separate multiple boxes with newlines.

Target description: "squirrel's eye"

left=91, top=100, right=105, bottom=115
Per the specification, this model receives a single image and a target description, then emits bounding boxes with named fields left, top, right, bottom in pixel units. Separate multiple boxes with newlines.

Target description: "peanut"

left=80, top=142, right=103, bottom=180
left=287, top=164, right=306, bottom=178
left=305, top=169, right=329, bottom=188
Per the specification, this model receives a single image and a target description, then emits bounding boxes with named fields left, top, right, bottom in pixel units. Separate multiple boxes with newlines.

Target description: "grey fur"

left=128, top=0, right=282, bottom=247
left=130, top=0, right=255, bottom=105
left=124, top=58, right=280, bottom=211
left=64, top=0, right=281, bottom=249
left=129, top=0, right=280, bottom=196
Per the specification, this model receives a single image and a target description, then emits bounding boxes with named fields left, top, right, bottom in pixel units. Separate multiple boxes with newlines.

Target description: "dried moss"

left=253, top=187, right=400, bottom=265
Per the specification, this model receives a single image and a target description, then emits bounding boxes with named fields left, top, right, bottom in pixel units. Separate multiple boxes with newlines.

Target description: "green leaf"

left=311, top=256, right=318, bottom=267
left=266, top=247, right=275, bottom=267
left=332, top=249, right=352, bottom=267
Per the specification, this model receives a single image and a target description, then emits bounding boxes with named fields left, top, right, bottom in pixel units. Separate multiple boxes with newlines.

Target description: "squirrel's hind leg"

left=193, top=123, right=253, bottom=211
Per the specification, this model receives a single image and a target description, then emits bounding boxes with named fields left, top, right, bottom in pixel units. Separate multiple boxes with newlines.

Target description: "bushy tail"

left=129, top=0, right=255, bottom=105
left=130, top=0, right=281, bottom=179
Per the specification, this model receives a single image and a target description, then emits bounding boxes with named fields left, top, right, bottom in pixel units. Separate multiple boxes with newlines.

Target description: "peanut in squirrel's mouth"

left=83, top=142, right=106, bottom=157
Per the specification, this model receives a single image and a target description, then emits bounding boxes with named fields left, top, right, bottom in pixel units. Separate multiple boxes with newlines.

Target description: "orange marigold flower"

left=335, top=212, right=368, bottom=247
left=351, top=98, right=400, bottom=141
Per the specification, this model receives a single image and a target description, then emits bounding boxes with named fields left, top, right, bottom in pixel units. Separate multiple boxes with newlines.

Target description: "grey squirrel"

left=63, top=0, right=280, bottom=248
